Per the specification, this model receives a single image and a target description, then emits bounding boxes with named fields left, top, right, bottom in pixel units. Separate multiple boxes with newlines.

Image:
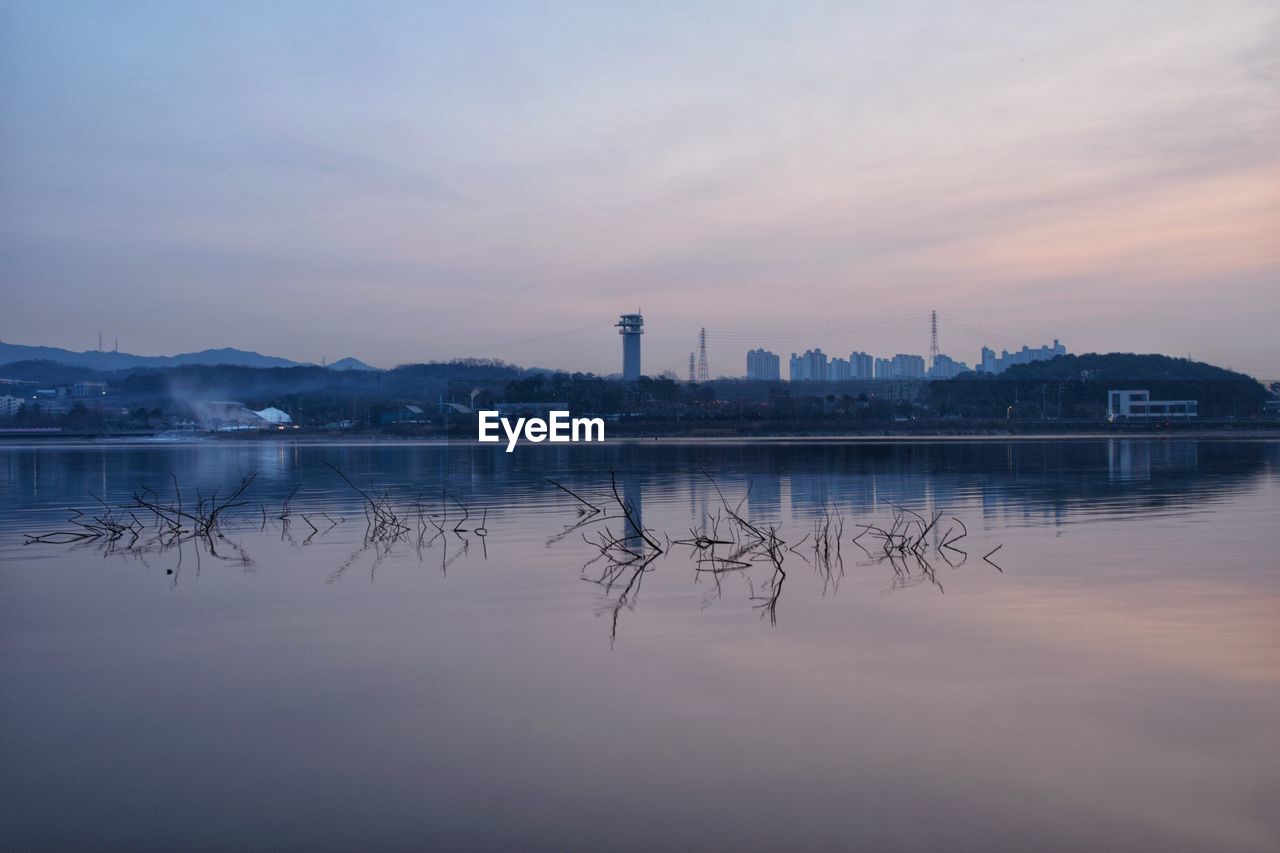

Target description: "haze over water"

left=1, top=438, right=1277, bottom=851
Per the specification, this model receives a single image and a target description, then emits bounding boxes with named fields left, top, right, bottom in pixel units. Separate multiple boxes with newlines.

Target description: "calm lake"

left=1, top=439, right=1277, bottom=851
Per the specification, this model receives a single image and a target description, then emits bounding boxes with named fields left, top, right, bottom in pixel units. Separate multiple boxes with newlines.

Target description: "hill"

left=0, top=360, right=109, bottom=385
left=996, top=353, right=1257, bottom=383
left=934, top=353, right=1268, bottom=420
left=326, top=357, right=378, bottom=371
left=0, top=339, right=304, bottom=371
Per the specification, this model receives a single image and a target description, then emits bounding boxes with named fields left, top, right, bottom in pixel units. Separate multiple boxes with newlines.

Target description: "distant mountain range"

left=0, top=339, right=377, bottom=372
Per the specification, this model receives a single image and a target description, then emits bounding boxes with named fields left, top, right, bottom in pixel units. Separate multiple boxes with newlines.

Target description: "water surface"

left=1, top=439, right=1277, bottom=851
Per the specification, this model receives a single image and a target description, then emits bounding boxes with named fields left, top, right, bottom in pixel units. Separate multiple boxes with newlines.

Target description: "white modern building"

left=1107, top=390, right=1197, bottom=421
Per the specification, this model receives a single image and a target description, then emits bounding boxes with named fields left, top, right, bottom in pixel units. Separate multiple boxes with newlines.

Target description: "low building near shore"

left=1107, top=390, right=1197, bottom=421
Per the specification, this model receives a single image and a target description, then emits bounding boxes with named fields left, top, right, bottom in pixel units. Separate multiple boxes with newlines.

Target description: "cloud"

left=1, top=1, right=1277, bottom=375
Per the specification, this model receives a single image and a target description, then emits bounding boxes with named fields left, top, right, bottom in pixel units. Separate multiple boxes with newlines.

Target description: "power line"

left=704, top=317, right=931, bottom=345
left=704, top=312, right=930, bottom=338
left=937, top=313, right=1029, bottom=347
left=445, top=320, right=612, bottom=360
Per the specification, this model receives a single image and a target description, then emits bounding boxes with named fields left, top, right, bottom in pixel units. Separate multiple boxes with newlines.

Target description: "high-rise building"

left=810, top=349, right=829, bottom=380
left=788, top=348, right=829, bottom=381
left=789, top=348, right=829, bottom=381
left=746, top=348, right=781, bottom=381
left=976, top=339, right=1067, bottom=374
left=892, top=354, right=926, bottom=379
left=850, top=351, right=874, bottom=379
left=780, top=346, right=930, bottom=380
left=928, top=353, right=970, bottom=379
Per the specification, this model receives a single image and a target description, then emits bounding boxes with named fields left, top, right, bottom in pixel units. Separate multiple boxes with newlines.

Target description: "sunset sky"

left=2, top=1, right=1277, bottom=377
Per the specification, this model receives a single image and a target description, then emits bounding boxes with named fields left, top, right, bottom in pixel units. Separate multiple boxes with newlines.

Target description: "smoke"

left=165, top=375, right=262, bottom=430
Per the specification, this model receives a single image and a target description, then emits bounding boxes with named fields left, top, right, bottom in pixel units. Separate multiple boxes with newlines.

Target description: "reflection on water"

left=2, top=438, right=1272, bottom=527
left=1108, top=438, right=1200, bottom=482
left=1, top=439, right=1277, bottom=851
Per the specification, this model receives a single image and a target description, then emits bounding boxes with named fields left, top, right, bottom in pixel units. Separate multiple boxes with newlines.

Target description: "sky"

left=1, top=1, right=1277, bottom=378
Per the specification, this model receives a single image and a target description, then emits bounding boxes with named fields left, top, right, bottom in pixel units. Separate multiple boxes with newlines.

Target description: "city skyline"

left=0, top=318, right=1261, bottom=382
left=2, top=2, right=1277, bottom=377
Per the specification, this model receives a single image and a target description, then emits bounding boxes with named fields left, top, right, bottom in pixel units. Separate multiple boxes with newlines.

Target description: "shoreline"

left=1, top=429, right=1278, bottom=448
